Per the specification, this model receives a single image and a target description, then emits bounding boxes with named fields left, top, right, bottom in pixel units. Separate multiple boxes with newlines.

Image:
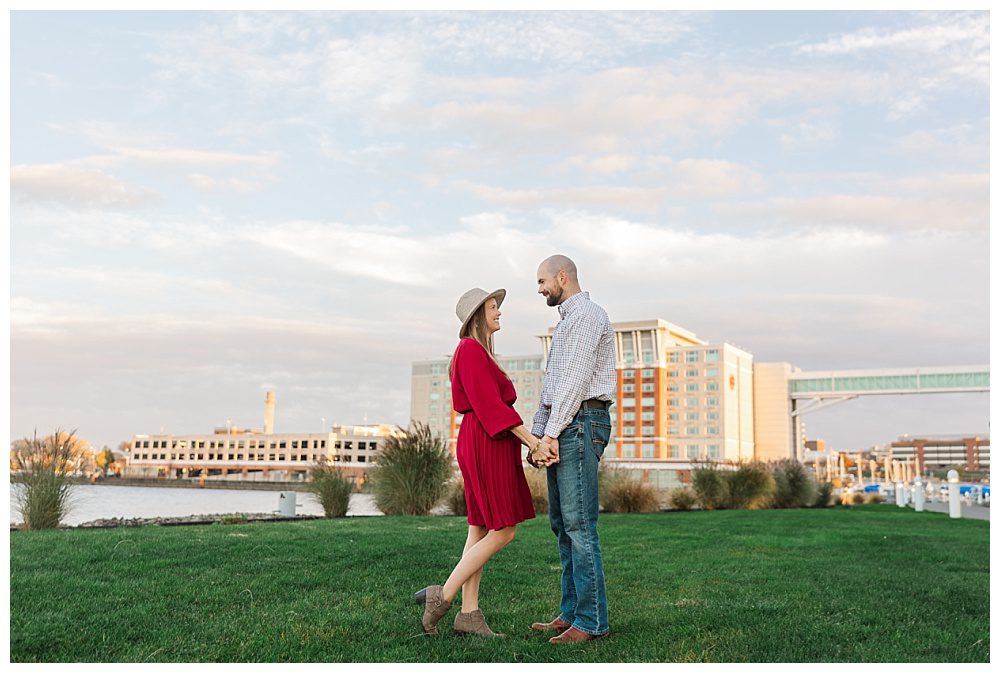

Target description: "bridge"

left=789, top=365, right=989, bottom=417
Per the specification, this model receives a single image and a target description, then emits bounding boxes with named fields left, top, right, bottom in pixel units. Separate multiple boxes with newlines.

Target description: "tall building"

left=537, top=319, right=754, bottom=488
left=411, top=319, right=755, bottom=488
left=411, top=353, right=544, bottom=452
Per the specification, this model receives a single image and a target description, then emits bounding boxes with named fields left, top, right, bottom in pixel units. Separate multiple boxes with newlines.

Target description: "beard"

left=545, top=286, right=563, bottom=306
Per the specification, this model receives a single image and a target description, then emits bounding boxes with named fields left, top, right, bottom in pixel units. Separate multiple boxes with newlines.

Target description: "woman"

left=414, top=287, right=556, bottom=637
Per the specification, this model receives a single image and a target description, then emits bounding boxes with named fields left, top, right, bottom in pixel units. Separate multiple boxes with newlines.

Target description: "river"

left=9, top=483, right=384, bottom=526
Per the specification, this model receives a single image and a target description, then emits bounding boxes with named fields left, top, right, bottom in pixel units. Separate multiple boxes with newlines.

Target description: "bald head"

left=536, top=254, right=581, bottom=307
left=539, top=254, right=578, bottom=281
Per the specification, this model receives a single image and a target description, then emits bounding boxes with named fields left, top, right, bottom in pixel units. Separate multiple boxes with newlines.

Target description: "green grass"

left=9, top=506, right=989, bottom=662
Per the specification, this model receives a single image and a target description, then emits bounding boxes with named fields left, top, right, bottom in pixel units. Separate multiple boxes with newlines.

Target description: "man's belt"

left=581, top=398, right=611, bottom=410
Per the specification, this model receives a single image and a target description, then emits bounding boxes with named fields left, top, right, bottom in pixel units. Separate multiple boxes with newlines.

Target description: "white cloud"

left=11, top=164, right=157, bottom=209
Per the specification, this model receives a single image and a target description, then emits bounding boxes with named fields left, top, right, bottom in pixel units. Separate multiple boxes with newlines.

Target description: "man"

left=528, top=254, right=616, bottom=644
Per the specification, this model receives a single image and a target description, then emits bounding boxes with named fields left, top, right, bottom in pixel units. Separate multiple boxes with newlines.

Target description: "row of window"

left=133, top=452, right=369, bottom=463
left=622, top=426, right=721, bottom=436
left=621, top=349, right=720, bottom=366
left=619, top=444, right=722, bottom=459
left=619, top=411, right=721, bottom=421
left=135, top=439, right=379, bottom=451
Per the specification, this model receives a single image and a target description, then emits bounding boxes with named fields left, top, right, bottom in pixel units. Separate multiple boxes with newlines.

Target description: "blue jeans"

left=546, top=406, right=612, bottom=636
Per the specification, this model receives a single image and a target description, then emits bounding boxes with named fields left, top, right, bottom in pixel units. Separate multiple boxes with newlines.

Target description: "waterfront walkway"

left=915, top=500, right=990, bottom=520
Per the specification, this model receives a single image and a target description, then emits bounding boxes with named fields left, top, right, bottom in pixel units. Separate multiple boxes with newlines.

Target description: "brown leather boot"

left=453, top=609, right=505, bottom=637
left=414, top=585, right=452, bottom=635
left=531, top=615, right=571, bottom=632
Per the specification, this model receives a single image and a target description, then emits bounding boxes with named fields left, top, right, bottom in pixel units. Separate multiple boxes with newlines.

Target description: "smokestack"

left=264, top=391, right=276, bottom=435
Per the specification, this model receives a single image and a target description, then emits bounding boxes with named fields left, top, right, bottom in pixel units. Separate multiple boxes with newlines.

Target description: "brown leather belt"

left=582, top=399, right=611, bottom=410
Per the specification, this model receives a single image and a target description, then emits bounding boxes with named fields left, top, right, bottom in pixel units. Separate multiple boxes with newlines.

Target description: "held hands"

left=528, top=435, right=560, bottom=467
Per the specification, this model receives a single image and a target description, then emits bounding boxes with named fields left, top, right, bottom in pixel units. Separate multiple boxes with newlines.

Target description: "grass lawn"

left=9, top=505, right=989, bottom=662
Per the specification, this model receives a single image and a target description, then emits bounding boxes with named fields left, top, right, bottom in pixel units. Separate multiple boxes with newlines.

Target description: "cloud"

left=11, top=163, right=158, bottom=209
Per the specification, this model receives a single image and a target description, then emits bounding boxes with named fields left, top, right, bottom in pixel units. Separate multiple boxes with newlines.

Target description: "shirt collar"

left=558, top=290, right=590, bottom=320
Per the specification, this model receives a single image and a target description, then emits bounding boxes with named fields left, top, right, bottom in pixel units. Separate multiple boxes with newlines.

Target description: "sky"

left=9, top=10, right=990, bottom=452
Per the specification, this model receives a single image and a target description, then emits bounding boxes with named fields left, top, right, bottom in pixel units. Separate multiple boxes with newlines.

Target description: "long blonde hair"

left=448, top=302, right=506, bottom=379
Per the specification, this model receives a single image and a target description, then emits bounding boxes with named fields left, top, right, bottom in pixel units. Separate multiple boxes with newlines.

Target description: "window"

left=622, top=398, right=636, bottom=407
left=667, top=399, right=678, bottom=407
left=641, top=398, right=655, bottom=407
left=668, top=413, right=679, bottom=421
left=623, top=412, right=636, bottom=421
left=623, top=369, right=635, bottom=378
left=268, top=454, right=275, bottom=461
left=706, top=350, right=719, bottom=363
left=237, top=454, right=244, bottom=460
left=641, top=412, right=655, bottom=422
left=706, top=368, right=719, bottom=377
left=668, top=427, right=679, bottom=435
left=707, top=412, right=720, bottom=421
left=344, top=442, right=353, bottom=450
left=667, top=383, right=678, bottom=392
left=623, top=383, right=635, bottom=393
left=334, top=442, right=342, bottom=449
left=686, top=412, right=699, bottom=421
left=641, top=427, right=655, bottom=436
left=278, top=455, right=286, bottom=461
left=624, top=427, right=635, bottom=436
left=687, top=398, right=698, bottom=407
left=228, top=454, right=234, bottom=460
left=708, top=444, right=721, bottom=459
left=707, top=382, right=719, bottom=391
left=642, top=443, right=655, bottom=458
left=686, top=426, right=699, bottom=435
left=686, top=383, right=699, bottom=392
left=622, top=443, right=635, bottom=458
left=686, top=352, right=699, bottom=363
left=642, top=369, right=655, bottom=378
left=430, top=393, right=440, bottom=400
left=358, top=456, right=366, bottom=463
left=668, top=352, right=680, bottom=363
left=667, top=369, right=679, bottom=378
left=708, top=427, right=719, bottom=435
left=707, top=397, right=719, bottom=406
left=687, top=445, right=700, bottom=459
left=432, top=380, right=439, bottom=387
left=279, top=442, right=286, bottom=449
left=686, top=369, right=699, bottom=377
left=668, top=444, right=680, bottom=459
left=170, top=454, right=176, bottom=460
left=641, top=383, right=655, bottom=393
left=292, top=441, right=299, bottom=449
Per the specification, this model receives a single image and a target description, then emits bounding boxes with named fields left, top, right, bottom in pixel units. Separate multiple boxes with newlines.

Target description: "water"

left=9, top=484, right=383, bottom=526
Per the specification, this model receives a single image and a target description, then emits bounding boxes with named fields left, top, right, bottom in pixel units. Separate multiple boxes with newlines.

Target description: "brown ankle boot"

left=414, top=585, right=452, bottom=635
left=453, top=609, right=505, bottom=637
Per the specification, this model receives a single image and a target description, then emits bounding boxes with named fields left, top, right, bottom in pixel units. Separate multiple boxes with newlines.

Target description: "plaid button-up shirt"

left=532, top=291, right=617, bottom=439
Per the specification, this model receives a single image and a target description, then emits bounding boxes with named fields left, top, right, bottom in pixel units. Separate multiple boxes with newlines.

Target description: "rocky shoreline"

left=10, top=512, right=328, bottom=531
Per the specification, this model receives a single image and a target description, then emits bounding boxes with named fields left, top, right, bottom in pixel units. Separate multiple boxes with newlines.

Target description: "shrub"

left=305, top=458, right=354, bottom=518
left=445, top=477, right=467, bottom=516
left=600, top=467, right=659, bottom=513
left=522, top=466, right=549, bottom=514
left=723, top=462, right=775, bottom=510
left=667, top=487, right=698, bottom=511
left=11, top=429, right=81, bottom=530
left=865, top=493, right=885, bottom=504
left=219, top=513, right=248, bottom=525
left=692, top=467, right=728, bottom=510
left=852, top=492, right=865, bottom=505
left=771, top=460, right=818, bottom=509
left=814, top=482, right=834, bottom=508
left=369, top=422, right=452, bottom=516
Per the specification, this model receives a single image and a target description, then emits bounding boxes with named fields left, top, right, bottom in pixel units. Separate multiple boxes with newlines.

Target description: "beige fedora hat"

left=456, top=287, right=506, bottom=338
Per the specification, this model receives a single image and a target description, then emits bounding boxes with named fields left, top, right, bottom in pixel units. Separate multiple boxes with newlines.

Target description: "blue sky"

left=10, top=10, right=990, bottom=451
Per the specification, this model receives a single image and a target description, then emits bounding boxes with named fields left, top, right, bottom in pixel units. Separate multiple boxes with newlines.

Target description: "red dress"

left=451, top=338, right=536, bottom=530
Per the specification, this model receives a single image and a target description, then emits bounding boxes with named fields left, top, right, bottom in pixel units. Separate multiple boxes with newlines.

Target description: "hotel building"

left=411, top=319, right=758, bottom=488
